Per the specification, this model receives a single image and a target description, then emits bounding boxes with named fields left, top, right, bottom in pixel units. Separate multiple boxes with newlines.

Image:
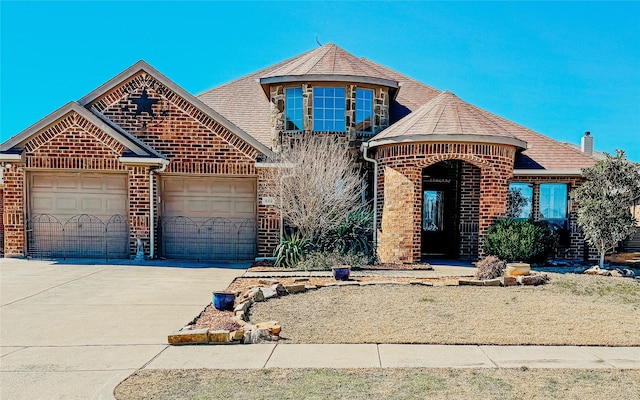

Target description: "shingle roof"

left=369, top=91, right=527, bottom=149
left=197, top=45, right=442, bottom=148
left=197, top=45, right=598, bottom=172
left=260, top=43, right=398, bottom=86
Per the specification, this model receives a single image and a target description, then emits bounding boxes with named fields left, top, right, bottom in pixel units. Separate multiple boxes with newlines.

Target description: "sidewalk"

left=144, top=343, right=640, bottom=370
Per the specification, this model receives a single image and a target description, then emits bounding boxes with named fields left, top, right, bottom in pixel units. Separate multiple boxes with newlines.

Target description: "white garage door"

left=160, top=176, right=256, bottom=261
left=28, top=172, right=129, bottom=259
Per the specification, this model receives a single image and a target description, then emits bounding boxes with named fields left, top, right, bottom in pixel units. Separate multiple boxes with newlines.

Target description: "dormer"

left=258, top=44, right=399, bottom=150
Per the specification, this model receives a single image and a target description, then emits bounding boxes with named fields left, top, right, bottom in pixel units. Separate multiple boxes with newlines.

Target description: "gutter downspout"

left=149, top=161, right=168, bottom=259
left=361, top=142, right=378, bottom=246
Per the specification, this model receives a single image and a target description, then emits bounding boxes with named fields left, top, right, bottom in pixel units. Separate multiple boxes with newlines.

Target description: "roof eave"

left=260, top=74, right=399, bottom=88
left=513, top=169, right=584, bottom=176
left=368, top=134, right=528, bottom=150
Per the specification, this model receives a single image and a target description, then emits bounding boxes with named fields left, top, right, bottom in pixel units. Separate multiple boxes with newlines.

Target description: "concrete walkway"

left=147, top=343, right=640, bottom=370
left=1, top=259, right=639, bottom=400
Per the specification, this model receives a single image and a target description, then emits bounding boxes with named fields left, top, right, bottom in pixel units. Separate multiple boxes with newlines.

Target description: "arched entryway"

left=421, top=160, right=480, bottom=260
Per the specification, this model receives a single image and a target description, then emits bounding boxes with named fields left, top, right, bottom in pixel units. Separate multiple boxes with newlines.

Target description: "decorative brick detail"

left=0, top=186, right=4, bottom=254
left=256, top=167, right=280, bottom=257
left=87, top=72, right=260, bottom=176
left=375, top=142, right=516, bottom=263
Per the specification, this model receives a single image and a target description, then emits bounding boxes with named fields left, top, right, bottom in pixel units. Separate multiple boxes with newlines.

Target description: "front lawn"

left=115, top=368, right=640, bottom=400
left=248, top=273, right=640, bottom=346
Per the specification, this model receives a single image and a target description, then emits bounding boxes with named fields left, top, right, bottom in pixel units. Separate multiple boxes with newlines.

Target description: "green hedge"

left=482, top=219, right=558, bottom=263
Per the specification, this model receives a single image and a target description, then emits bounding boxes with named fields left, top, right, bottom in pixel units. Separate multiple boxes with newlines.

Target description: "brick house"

left=0, top=44, right=599, bottom=262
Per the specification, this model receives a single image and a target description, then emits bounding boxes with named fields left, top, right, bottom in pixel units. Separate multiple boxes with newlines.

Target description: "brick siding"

left=374, top=142, right=516, bottom=263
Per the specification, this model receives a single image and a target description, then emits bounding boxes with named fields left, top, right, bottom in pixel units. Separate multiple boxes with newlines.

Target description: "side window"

left=285, top=87, right=303, bottom=131
left=313, top=87, right=346, bottom=132
left=355, top=88, right=373, bottom=134
left=539, top=183, right=568, bottom=226
left=507, top=182, right=533, bottom=219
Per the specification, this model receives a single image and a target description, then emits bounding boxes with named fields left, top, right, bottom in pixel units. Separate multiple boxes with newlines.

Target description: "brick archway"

left=374, top=142, right=516, bottom=263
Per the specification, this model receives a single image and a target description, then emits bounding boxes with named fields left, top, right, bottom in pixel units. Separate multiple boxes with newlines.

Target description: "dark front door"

left=422, top=189, right=447, bottom=256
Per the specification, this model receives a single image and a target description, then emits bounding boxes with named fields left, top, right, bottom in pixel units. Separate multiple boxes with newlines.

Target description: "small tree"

left=263, top=135, right=366, bottom=242
left=506, top=187, right=530, bottom=218
left=571, top=150, right=640, bottom=267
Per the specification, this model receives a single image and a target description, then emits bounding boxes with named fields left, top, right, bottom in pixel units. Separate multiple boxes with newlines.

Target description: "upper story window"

left=313, top=87, right=346, bottom=132
left=355, top=89, right=374, bottom=134
left=539, top=183, right=568, bottom=225
left=507, top=182, right=533, bottom=219
left=285, top=87, right=303, bottom=131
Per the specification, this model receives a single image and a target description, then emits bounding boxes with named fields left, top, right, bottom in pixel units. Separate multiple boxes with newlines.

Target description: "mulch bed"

left=247, top=263, right=435, bottom=272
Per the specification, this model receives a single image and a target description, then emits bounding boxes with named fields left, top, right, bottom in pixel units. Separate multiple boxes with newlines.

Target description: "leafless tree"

left=262, top=136, right=366, bottom=240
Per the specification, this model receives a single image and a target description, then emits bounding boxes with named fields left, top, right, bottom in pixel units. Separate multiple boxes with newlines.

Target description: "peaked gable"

left=79, top=61, right=272, bottom=159
left=0, top=102, right=163, bottom=161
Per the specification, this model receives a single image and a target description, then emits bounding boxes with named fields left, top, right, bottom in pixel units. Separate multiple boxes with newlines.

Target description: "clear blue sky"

left=2, top=1, right=639, bottom=161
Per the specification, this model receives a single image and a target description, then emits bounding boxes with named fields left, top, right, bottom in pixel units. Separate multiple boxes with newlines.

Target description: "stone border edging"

left=168, top=272, right=552, bottom=345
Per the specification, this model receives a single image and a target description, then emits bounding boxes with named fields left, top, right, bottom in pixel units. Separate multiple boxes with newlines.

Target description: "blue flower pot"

left=332, top=266, right=351, bottom=281
left=213, top=291, right=236, bottom=311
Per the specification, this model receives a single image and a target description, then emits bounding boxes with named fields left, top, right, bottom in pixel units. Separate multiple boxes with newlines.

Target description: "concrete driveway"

left=0, top=258, right=244, bottom=399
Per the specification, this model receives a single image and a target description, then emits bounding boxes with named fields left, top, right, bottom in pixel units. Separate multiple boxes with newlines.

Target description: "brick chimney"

left=581, top=131, right=593, bottom=156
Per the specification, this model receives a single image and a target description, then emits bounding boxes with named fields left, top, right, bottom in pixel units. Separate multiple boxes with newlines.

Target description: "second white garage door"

left=160, top=176, right=257, bottom=261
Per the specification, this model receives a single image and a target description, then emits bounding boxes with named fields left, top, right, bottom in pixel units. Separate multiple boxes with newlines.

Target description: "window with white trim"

left=355, top=88, right=373, bottom=133
left=539, top=183, right=568, bottom=226
left=313, top=87, right=346, bottom=132
left=285, top=87, right=303, bottom=131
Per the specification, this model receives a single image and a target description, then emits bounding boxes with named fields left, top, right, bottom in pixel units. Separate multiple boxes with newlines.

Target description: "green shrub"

left=274, top=231, right=310, bottom=268
left=297, top=250, right=370, bottom=271
left=476, top=256, right=507, bottom=280
left=482, top=219, right=558, bottom=263
left=314, top=210, right=375, bottom=262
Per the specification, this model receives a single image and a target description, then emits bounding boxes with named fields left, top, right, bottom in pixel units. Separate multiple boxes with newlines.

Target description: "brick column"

left=128, top=166, right=151, bottom=257
left=378, top=166, right=419, bottom=263
left=256, top=167, right=280, bottom=258
left=2, top=166, right=25, bottom=257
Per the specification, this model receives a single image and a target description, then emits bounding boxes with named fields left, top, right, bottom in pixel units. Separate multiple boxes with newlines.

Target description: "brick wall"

left=0, top=185, right=4, bottom=255
left=374, top=142, right=516, bottom=263
left=86, top=72, right=271, bottom=257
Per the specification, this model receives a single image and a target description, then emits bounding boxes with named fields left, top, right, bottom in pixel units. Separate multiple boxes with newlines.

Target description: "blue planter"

left=213, top=291, right=236, bottom=311
left=332, top=266, right=351, bottom=281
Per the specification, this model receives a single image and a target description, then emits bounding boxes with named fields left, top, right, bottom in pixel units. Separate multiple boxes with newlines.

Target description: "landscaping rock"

left=501, top=276, right=517, bottom=286
left=259, top=287, right=278, bottom=300
left=168, top=328, right=209, bottom=345
left=232, top=329, right=245, bottom=341
left=248, top=287, right=265, bottom=302
left=584, top=265, right=611, bottom=276
left=235, top=311, right=246, bottom=321
left=234, top=301, right=250, bottom=314
left=272, top=283, right=288, bottom=296
left=256, top=321, right=281, bottom=335
left=517, top=274, right=549, bottom=286
left=285, top=284, right=306, bottom=294
left=304, top=284, right=318, bottom=290
left=208, top=330, right=231, bottom=343
left=246, top=328, right=273, bottom=344
left=294, top=277, right=310, bottom=282
left=484, top=278, right=502, bottom=286
left=259, top=278, right=280, bottom=285
left=459, top=279, right=484, bottom=286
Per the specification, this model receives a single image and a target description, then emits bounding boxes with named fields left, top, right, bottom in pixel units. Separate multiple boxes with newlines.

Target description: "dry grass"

left=115, top=368, right=640, bottom=400
left=248, top=273, right=640, bottom=345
